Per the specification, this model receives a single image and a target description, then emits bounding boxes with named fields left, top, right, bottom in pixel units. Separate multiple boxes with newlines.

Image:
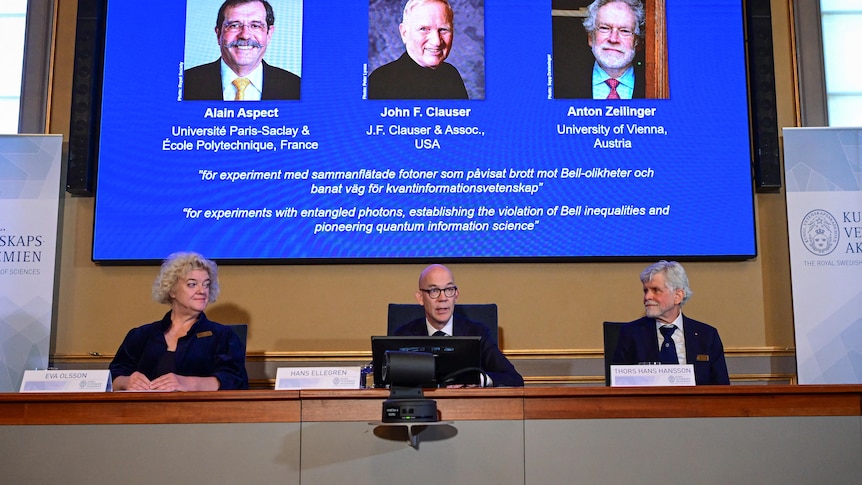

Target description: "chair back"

left=387, top=303, right=499, bottom=345
left=227, top=324, right=248, bottom=352
left=603, top=321, right=628, bottom=386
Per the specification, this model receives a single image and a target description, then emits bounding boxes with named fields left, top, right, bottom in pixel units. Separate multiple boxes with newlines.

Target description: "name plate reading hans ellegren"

left=610, top=364, right=695, bottom=387
left=275, top=367, right=361, bottom=390
left=19, top=369, right=112, bottom=392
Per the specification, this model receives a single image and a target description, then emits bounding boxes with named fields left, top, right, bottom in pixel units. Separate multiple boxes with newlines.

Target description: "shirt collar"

left=220, top=59, right=264, bottom=100
left=426, top=315, right=454, bottom=336
left=591, top=62, right=635, bottom=99
left=655, top=312, right=684, bottom=332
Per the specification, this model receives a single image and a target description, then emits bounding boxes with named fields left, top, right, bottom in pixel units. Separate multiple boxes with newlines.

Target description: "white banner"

left=0, top=134, right=63, bottom=392
left=784, top=128, right=862, bottom=384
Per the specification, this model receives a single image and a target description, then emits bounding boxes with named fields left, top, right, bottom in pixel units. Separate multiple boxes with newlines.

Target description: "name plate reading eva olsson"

left=19, top=370, right=112, bottom=392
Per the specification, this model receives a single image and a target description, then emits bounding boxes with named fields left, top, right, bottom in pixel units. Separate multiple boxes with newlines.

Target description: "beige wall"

left=48, top=0, right=798, bottom=359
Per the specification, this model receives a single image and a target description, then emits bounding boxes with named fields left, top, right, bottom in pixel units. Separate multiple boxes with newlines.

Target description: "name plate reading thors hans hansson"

left=610, top=364, right=695, bottom=387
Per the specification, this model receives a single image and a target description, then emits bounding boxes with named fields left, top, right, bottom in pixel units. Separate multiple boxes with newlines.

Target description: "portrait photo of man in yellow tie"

left=183, top=0, right=302, bottom=101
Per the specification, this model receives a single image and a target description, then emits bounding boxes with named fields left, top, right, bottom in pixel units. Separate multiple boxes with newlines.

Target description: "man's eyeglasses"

left=419, top=286, right=458, bottom=299
left=596, top=25, right=634, bottom=38
left=222, top=21, right=268, bottom=33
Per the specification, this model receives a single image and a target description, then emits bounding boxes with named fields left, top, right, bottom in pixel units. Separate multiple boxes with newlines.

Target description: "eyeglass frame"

left=221, top=20, right=270, bottom=34
left=595, top=24, right=635, bottom=38
left=419, top=286, right=458, bottom=299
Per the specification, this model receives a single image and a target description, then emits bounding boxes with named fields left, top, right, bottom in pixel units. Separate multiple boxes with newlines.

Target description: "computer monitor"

left=371, top=336, right=483, bottom=388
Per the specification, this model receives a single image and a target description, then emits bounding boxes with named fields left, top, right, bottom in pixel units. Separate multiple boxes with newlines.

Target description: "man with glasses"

left=391, top=264, right=524, bottom=387
left=184, top=0, right=300, bottom=101
left=555, top=0, right=645, bottom=99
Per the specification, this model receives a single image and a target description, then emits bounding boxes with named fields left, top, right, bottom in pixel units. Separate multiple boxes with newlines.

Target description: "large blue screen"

left=92, top=0, right=756, bottom=262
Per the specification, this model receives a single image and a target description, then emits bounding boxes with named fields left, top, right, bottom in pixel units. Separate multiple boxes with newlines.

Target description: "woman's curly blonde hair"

left=152, top=252, right=220, bottom=304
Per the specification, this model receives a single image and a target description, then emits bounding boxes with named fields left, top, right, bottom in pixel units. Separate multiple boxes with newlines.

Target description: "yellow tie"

left=232, top=78, right=250, bottom=100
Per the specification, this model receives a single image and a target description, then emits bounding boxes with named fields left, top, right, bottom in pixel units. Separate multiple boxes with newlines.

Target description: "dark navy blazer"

left=109, top=311, right=249, bottom=390
left=612, top=315, right=730, bottom=385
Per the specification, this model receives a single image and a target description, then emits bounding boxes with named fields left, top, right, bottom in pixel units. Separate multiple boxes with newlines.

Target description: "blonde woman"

left=110, top=252, right=248, bottom=391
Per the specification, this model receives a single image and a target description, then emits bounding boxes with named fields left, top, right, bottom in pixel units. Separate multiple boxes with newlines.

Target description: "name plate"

left=275, top=367, right=361, bottom=390
left=19, top=369, right=112, bottom=392
left=610, top=364, right=695, bottom=387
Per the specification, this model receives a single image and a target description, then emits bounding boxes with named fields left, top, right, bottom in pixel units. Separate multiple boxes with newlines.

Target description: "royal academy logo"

left=800, top=209, right=840, bottom=256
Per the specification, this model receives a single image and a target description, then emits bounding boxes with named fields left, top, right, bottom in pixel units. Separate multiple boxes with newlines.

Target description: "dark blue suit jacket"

left=183, top=60, right=300, bottom=100
left=612, top=315, right=730, bottom=385
left=392, top=315, right=524, bottom=387
left=109, top=311, right=249, bottom=390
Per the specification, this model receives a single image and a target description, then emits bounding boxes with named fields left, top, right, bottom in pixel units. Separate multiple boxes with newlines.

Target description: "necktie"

left=232, top=77, right=250, bottom=100
left=606, top=78, right=621, bottom=99
left=659, top=325, right=679, bottom=364
left=432, top=330, right=447, bottom=337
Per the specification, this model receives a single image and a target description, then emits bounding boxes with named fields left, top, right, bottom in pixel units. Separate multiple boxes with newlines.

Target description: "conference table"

left=2, top=386, right=861, bottom=484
